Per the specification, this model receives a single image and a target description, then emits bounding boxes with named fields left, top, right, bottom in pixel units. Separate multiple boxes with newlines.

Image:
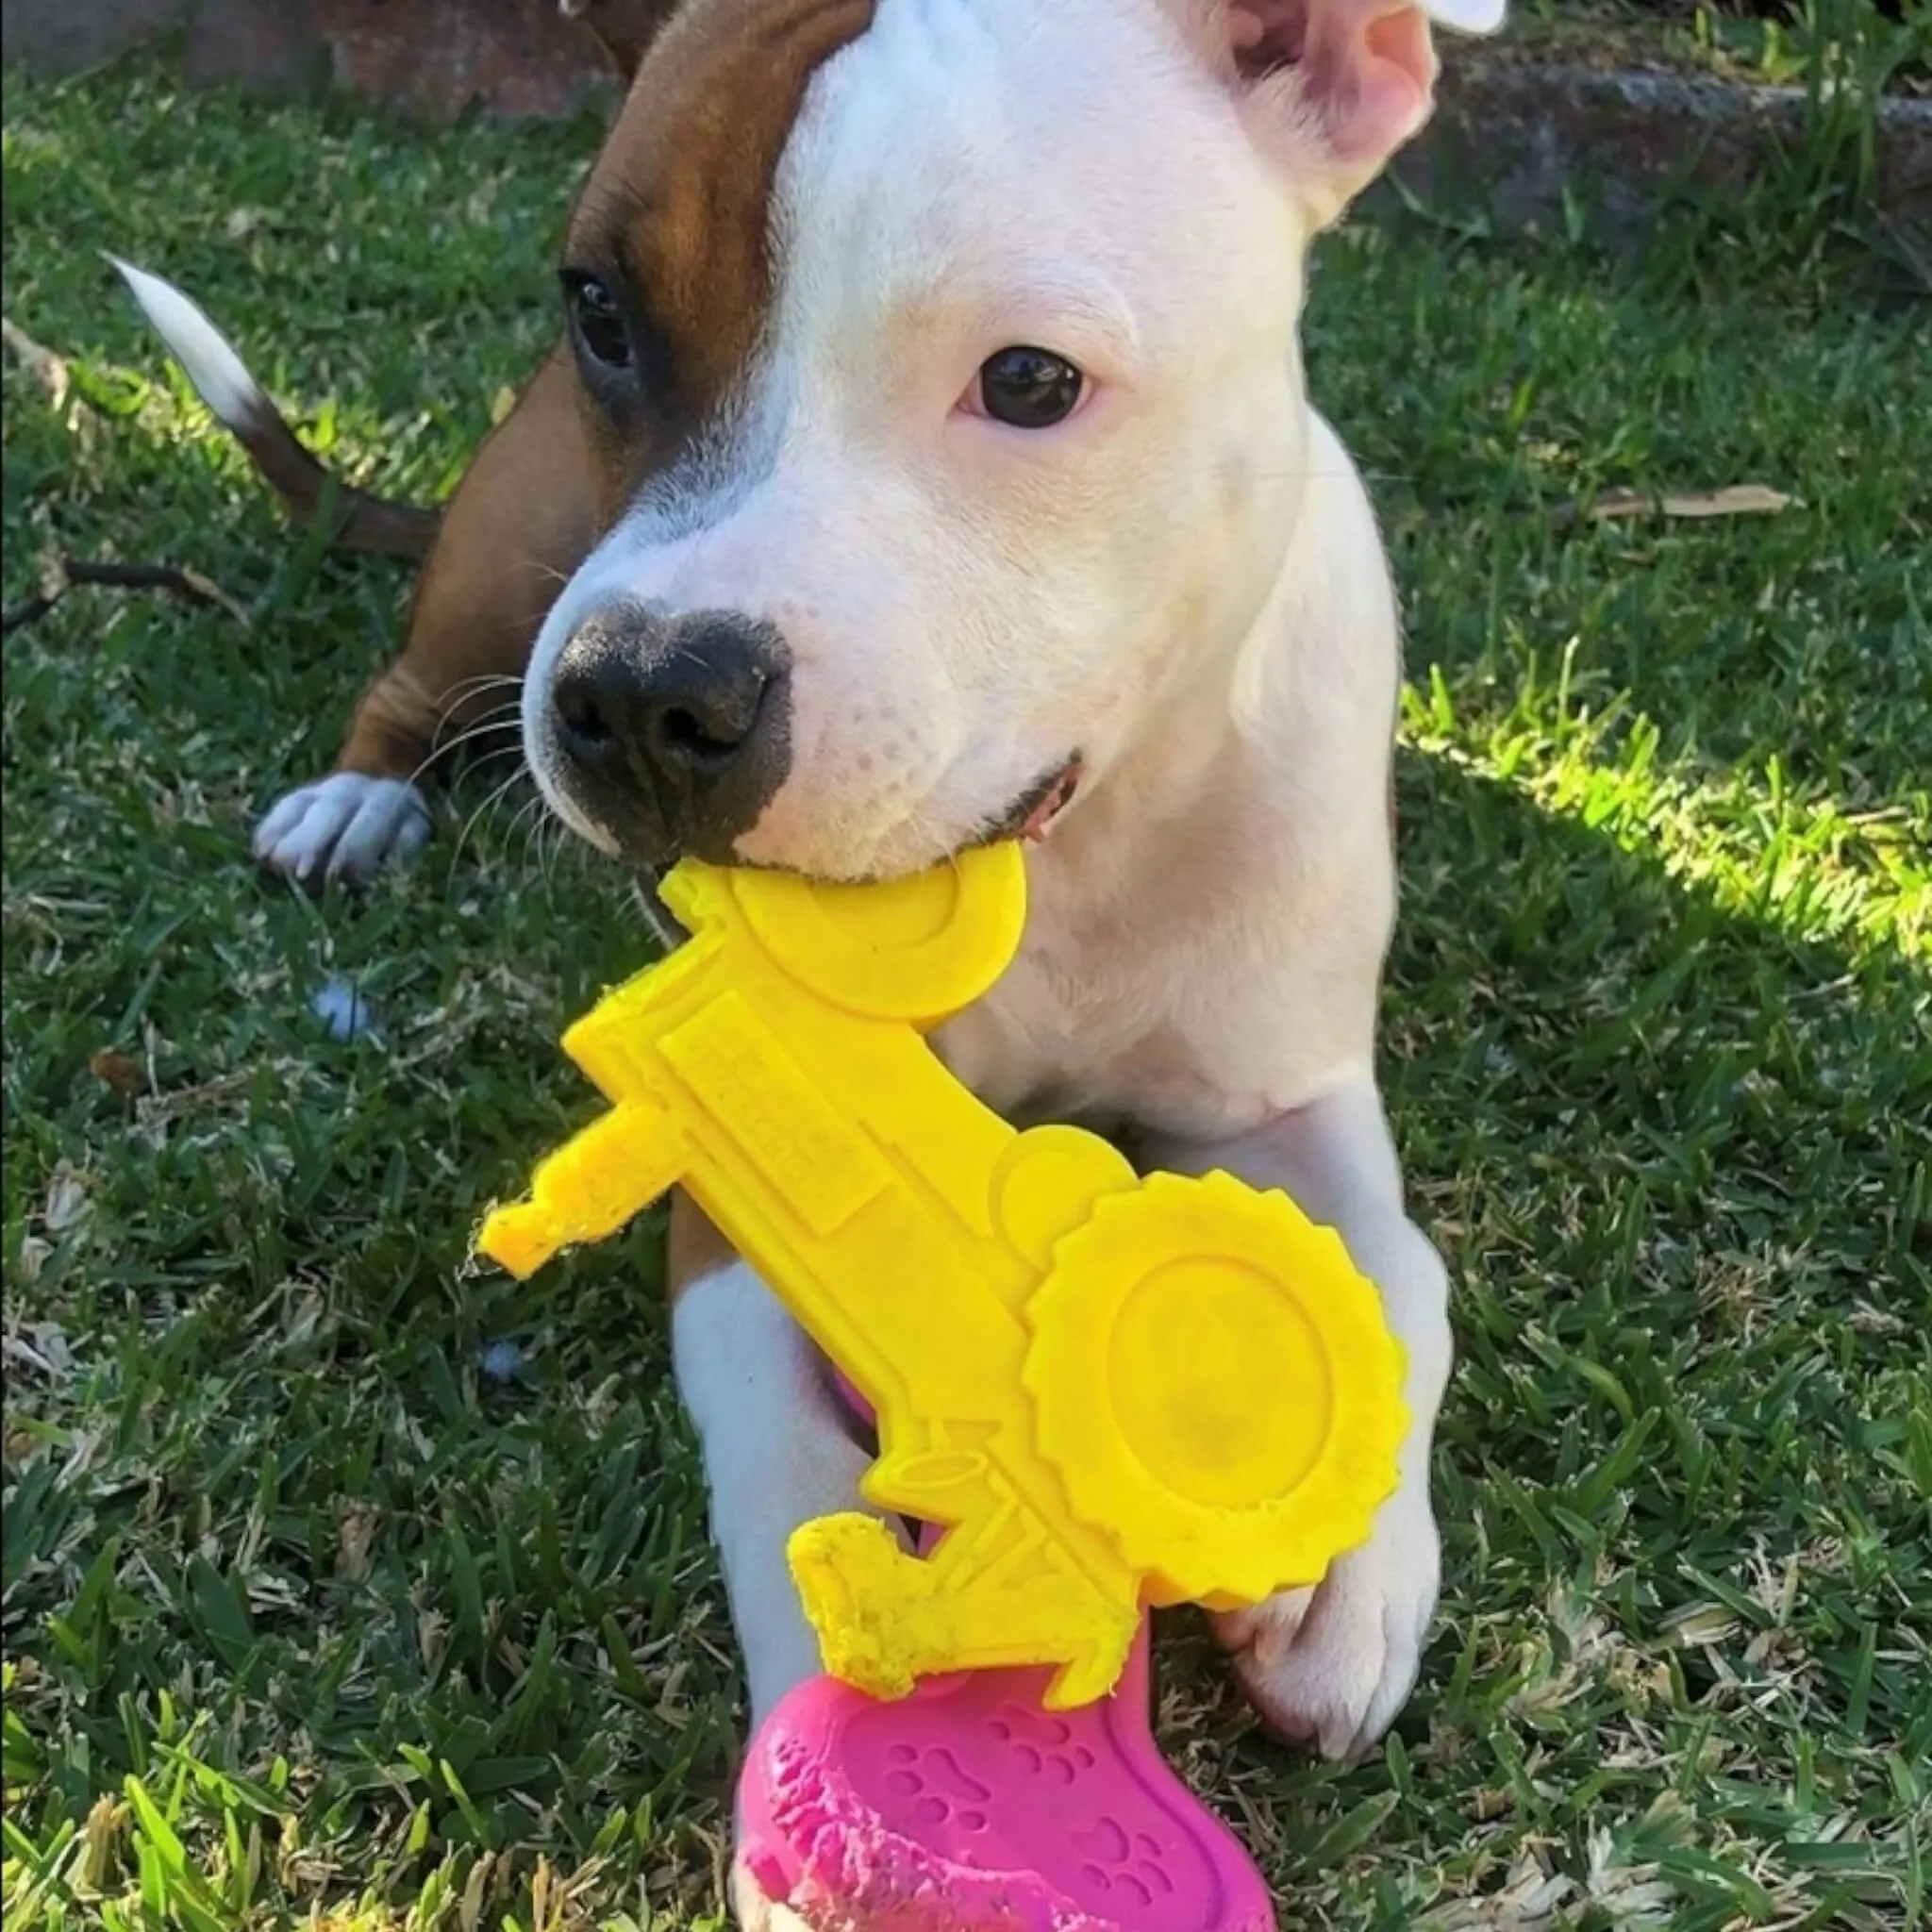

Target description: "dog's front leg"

left=668, top=1195, right=901, bottom=1726
left=1138, top=1075, right=1452, bottom=1763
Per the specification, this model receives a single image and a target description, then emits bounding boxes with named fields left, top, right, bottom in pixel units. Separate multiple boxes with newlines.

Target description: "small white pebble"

left=479, top=1340, right=525, bottom=1384
left=312, top=975, right=380, bottom=1043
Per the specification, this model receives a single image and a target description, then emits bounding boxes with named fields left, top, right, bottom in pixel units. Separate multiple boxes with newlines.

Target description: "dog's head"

left=526, top=0, right=1500, bottom=880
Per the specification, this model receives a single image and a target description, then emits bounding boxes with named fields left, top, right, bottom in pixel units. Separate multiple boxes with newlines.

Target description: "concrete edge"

left=3, top=1, right=1927, bottom=235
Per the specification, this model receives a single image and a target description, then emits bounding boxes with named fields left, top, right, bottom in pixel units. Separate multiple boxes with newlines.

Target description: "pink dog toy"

left=735, top=1390, right=1275, bottom=1932
left=739, top=1630, right=1274, bottom=1932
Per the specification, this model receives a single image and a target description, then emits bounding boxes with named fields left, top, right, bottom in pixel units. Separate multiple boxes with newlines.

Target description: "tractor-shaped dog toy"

left=478, top=841, right=1407, bottom=1713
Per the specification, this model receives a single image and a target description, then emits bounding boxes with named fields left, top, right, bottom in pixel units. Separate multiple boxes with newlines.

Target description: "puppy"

left=126, top=0, right=1503, bottom=1870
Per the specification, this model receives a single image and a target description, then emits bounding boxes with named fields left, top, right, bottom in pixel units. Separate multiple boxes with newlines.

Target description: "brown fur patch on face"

left=562, top=0, right=877, bottom=522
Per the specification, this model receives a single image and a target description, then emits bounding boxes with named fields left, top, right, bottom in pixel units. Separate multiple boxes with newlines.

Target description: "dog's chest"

left=926, top=786, right=1389, bottom=1143
left=933, top=889, right=1222, bottom=1137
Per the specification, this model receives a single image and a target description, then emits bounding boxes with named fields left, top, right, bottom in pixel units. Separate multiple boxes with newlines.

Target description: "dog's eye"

left=975, top=347, right=1084, bottom=429
left=563, top=271, right=632, bottom=371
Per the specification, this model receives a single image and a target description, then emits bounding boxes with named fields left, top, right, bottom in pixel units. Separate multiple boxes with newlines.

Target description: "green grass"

left=4, top=58, right=1929, bottom=1932
left=1507, top=0, right=1931, bottom=95
left=1419, top=0, right=1932, bottom=305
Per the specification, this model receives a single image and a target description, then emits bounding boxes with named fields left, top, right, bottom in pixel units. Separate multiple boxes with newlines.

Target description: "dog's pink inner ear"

left=1229, top=0, right=1438, bottom=165
left=1228, top=0, right=1307, bottom=72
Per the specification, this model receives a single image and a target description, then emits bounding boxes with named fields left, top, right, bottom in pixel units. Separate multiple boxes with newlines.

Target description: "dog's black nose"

left=548, top=607, right=791, bottom=863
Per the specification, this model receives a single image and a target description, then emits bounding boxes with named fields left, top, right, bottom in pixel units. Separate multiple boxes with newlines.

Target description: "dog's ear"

left=563, top=0, right=683, bottom=84
left=1189, top=0, right=1504, bottom=224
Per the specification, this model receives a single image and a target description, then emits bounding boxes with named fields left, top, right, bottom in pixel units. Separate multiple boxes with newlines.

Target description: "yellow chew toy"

left=477, top=843, right=1406, bottom=1710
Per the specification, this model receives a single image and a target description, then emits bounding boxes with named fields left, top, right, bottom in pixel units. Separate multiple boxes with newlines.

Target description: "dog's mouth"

left=626, top=756, right=1083, bottom=931
left=991, top=755, right=1084, bottom=846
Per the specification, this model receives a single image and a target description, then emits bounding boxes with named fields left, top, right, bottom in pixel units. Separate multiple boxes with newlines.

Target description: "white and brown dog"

left=123, top=0, right=1503, bottom=1844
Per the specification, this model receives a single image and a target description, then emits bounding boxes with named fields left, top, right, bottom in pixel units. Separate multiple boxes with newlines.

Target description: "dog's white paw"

left=1214, top=1492, right=1440, bottom=1763
left=254, top=773, right=431, bottom=887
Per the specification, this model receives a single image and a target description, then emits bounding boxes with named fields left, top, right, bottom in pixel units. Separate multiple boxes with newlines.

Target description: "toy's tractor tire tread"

left=1020, top=1172, right=1407, bottom=1607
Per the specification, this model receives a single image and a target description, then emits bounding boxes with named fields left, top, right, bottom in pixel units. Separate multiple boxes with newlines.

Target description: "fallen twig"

left=1550, top=483, right=1793, bottom=533
left=1, top=556, right=251, bottom=636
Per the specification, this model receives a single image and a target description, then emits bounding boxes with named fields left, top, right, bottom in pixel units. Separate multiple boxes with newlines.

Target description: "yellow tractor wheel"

left=1021, top=1171, right=1407, bottom=1608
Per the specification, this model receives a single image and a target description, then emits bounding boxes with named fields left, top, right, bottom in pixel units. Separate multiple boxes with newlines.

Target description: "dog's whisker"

left=448, top=763, right=533, bottom=878
left=410, top=724, right=524, bottom=791
left=412, top=707, right=525, bottom=784
left=441, top=670, right=525, bottom=696
left=427, top=705, right=522, bottom=753
left=552, top=822, right=591, bottom=897
left=425, top=682, right=525, bottom=747
left=425, top=707, right=522, bottom=755
left=433, top=674, right=525, bottom=721
left=425, top=685, right=518, bottom=739
left=540, top=819, right=567, bottom=893
left=507, top=791, right=551, bottom=876
left=1246, top=467, right=1368, bottom=488
left=429, top=687, right=522, bottom=736
left=541, top=816, right=584, bottom=895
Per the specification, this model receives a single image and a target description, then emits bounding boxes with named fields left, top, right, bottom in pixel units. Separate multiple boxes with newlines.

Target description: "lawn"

left=3, top=55, right=1928, bottom=1932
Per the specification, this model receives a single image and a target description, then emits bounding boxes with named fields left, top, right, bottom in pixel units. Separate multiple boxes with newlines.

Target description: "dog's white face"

left=523, top=0, right=1485, bottom=880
